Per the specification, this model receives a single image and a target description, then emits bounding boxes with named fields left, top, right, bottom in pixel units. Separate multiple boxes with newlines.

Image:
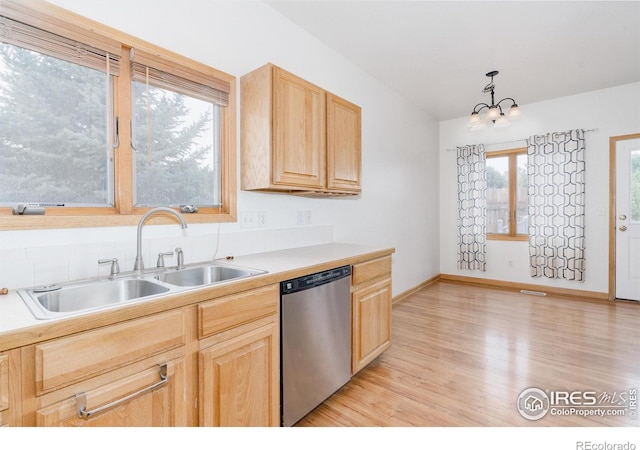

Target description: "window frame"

left=0, top=0, right=237, bottom=230
left=485, top=147, right=529, bottom=241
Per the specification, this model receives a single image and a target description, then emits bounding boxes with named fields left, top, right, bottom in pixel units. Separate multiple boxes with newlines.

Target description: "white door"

left=615, top=137, right=640, bottom=301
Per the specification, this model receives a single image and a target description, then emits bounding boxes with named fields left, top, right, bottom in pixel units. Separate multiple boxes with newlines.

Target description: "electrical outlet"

left=305, top=210, right=312, bottom=225
left=297, top=210, right=305, bottom=226
left=258, top=211, right=267, bottom=228
left=241, top=211, right=257, bottom=228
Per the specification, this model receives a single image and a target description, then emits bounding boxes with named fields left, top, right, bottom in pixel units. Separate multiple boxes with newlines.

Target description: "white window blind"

left=130, top=48, right=228, bottom=106
left=0, top=15, right=120, bottom=74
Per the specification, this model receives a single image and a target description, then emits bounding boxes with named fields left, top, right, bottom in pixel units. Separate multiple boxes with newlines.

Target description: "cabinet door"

left=272, top=67, right=325, bottom=189
left=35, top=358, right=187, bottom=427
left=327, top=93, right=361, bottom=192
left=199, top=322, right=279, bottom=427
left=352, top=277, right=392, bottom=374
left=0, top=349, right=21, bottom=426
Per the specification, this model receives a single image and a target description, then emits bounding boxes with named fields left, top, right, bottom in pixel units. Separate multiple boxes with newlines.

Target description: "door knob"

left=619, top=214, right=627, bottom=221
left=619, top=225, right=628, bottom=232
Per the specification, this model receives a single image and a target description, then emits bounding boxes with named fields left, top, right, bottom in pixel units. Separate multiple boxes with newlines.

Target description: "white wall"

left=439, top=82, right=640, bottom=294
left=0, top=1, right=440, bottom=294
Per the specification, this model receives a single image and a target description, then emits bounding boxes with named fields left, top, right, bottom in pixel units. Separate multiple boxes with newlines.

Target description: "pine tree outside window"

left=0, top=17, right=118, bottom=207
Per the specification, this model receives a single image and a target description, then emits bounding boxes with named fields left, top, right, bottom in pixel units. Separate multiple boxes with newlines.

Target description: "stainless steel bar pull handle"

left=76, top=364, right=168, bottom=419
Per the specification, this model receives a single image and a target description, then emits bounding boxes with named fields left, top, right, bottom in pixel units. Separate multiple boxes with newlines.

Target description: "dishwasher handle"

left=281, top=265, right=351, bottom=295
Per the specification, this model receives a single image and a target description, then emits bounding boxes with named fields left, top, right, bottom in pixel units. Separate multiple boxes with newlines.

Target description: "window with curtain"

left=527, top=129, right=586, bottom=281
left=457, top=144, right=487, bottom=271
left=0, top=0, right=236, bottom=228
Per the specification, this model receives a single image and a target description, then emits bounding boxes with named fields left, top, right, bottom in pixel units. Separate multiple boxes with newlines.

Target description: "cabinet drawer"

left=352, top=256, right=392, bottom=286
left=198, top=284, right=279, bottom=339
left=35, top=309, right=186, bottom=395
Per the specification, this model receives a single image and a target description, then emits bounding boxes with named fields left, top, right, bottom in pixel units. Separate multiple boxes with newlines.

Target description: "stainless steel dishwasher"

left=280, top=265, right=352, bottom=427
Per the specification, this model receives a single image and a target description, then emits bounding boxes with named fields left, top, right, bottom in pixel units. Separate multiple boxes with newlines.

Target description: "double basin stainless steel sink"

left=18, top=263, right=267, bottom=320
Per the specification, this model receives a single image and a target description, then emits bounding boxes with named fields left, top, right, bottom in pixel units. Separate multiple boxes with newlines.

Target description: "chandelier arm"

left=496, top=97, right=518, bottom=108
left=472, top=103, right=490, bottom=114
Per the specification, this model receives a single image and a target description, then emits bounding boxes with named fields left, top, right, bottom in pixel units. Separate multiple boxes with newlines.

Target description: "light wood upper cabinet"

left=241, top=63, right=361, bottom=195
left=351, top=256, right=392, bottom=374
left=327, top=93, right=362, bottom=192
left=272, top=67, right=326, bottom=189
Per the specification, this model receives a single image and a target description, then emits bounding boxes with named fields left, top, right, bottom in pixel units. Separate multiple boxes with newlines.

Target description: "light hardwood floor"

left=297, top=281, right=640, bottom=427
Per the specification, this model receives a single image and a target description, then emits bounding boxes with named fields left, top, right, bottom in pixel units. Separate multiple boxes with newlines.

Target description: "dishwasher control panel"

left=280, top=265, right=351, bottom=295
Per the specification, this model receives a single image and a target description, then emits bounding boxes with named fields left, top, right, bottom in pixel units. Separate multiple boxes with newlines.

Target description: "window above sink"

left=0, top=0, right=237, bottom=230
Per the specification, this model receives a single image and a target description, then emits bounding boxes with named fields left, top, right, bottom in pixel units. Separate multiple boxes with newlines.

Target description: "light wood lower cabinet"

left=198, top=284, right=280, bottom=427
left=35, top=357, right=187, bottom=427
left=22, top=308, right=190, bottom=427
left=352, top=256, right=392, bottom=374
left=0, top=349, right=21, bottom=426
left=8, top=258, right=394, bottom=427
left=199, top=321, right=279, bottom=426
left=17, top=284, right=281, bottom=427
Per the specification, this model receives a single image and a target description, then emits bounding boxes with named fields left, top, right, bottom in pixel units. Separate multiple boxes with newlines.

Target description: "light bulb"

left=467, top=112, right=482, bottom=128
left=493, top=113, right=510, bottom=128
left=486, top=106, right=500, bottom=120
left=508, top=104, right=521, bottom=119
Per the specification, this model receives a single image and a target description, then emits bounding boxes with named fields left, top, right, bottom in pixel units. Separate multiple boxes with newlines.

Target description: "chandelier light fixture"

left=467, top=70, right=521, bottom=130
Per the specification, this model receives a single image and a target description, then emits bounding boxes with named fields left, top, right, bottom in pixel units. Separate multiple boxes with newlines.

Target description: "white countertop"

left=0, top=243, right=394, bottom=350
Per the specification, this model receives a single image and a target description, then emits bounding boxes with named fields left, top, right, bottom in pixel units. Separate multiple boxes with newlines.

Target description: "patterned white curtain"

left=527, top=129, right=586, bottom=281
left=457, top=144, right=487, bottom=271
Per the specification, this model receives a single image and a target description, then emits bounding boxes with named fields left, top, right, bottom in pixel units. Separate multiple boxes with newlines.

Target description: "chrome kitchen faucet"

left=134, top=207, right=188, bottom=272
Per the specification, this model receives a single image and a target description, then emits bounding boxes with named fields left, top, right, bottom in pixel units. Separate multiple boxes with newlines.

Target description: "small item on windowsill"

left=179, top=205, right=198, bottom=213
left=0, top=288, right=8, bottom=295
left=225, top=256, right=234, bottom=260
left=12, top=203, right=45, bottom=215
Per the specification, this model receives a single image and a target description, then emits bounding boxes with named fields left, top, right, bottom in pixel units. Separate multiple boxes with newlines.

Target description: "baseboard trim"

left=439, top=273, right=609, bottom=301
left=392, top=274, right=441, bottom=305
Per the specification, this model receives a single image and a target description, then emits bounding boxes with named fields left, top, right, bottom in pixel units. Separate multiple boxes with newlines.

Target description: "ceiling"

left=266, top=1, right=640, bottom=121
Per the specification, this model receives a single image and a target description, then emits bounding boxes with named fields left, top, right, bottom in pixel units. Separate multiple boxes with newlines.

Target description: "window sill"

left=0, top=208, right=235, bottom=230
left=486, top=234, right=529, bottom=242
